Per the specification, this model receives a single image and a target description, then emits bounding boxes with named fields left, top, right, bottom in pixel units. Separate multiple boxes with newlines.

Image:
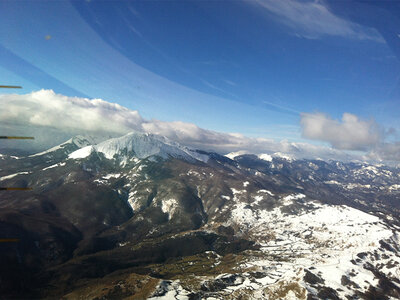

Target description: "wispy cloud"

left=262, top=100, right=300, bottom=116
left=194, top=60, right=240, bottom=68
left=126, top=23, right=143, bottom=38
left=222, top=79, right=236, bottom=86
left=254, top=0, right=383, bottom=41
left=200, top=79, right=239, bottom=99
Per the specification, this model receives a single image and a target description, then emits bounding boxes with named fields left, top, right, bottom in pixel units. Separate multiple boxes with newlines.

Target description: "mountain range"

left=1, top=132, right=399, bottom=299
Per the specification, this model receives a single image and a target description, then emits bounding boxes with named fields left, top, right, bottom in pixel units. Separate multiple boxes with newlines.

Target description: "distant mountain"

left=0, top=133, right=399, bottom=299
left=29, top=135, right=94, bottom=158
left=69, top=131, right=209, bottom=163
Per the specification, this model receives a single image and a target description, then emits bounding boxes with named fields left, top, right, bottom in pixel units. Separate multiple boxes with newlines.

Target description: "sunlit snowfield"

left=150, top=193, right=399, bottom=299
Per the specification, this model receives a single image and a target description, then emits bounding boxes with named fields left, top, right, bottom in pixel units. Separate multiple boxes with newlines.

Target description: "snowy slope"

left=149, top=193, right=400, bottom=299
left=30, top=135, right=94, bottom=157
left=225, top=150, right=249, bottom=160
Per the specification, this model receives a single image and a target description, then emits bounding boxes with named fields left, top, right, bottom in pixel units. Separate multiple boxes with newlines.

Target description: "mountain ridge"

left=68, top=131, right=209, bottom=164
left=0, top=132, right=399, bottom=299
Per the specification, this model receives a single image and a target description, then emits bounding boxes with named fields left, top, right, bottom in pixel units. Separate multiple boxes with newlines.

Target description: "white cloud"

left=254, top=0, right=382, bottom=41
left=300, top=112, right=382, bottom=150
left=367, top=142, right=400, bottom=162
left=0, top=90, right=398, bottom=163
left=1, top=89, right=144, bottom=133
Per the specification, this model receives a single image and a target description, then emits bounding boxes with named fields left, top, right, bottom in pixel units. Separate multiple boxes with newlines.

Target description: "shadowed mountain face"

left=1, top=132, right=399, bottom=299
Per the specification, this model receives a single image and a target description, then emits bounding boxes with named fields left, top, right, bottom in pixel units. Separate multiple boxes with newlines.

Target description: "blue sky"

left=1, top=0, right=399, bottom=145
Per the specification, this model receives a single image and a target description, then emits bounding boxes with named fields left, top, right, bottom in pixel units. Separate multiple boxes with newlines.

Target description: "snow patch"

left=161, top=198, right=178, bottom=220
left=225, top=150, right=248, bottom=160
left=102, top=173, right=121, bottom=179
left=0, top=171, right=30, bottom=181
left=258, top=189, right=274, bottom=196
left=258, top=153, right=273, bottom=162
left=42, top=162, right=66, bottom=170
left=69, top=145, right=94, bottom=159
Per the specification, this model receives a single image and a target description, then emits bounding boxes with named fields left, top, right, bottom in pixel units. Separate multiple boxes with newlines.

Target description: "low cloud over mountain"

left=300, top=112, right=382, bottom=151
left=1, top=90, right=398, bottom=163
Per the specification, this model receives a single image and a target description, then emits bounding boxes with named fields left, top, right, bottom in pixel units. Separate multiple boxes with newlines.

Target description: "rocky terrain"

left=0, top=132, right=399, bottom=299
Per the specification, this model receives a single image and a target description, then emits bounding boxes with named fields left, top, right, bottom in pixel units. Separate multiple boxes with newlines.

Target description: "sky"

left=0, top=0, right=400, bottom=162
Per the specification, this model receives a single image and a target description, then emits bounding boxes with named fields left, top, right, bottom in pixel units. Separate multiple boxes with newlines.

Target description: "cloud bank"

left=300, top=112, right=382, bottom=151
left=0, top=90, right=398, bottom=164
left=254, top=0, right=382, bottom=41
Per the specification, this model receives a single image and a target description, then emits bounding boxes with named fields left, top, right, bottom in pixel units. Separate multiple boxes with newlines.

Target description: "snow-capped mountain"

left=0, top=134, right=399, bottom=299
left=69, top=131, right=209, bottom=163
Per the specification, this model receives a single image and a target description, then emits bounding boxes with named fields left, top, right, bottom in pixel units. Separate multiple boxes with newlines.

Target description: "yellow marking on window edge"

left=0, top=136, right=34, bottom=139
left=0, top=85, right=22, bottom=89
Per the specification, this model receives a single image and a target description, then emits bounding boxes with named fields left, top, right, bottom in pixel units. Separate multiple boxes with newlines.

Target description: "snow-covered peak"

left=272, top=152, right=294, bottom=161
left=69, top=132, right=209, bottom=163
left=30, top=135, right=94, bottom=157
left=70, top=135, right=94, bottom=148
